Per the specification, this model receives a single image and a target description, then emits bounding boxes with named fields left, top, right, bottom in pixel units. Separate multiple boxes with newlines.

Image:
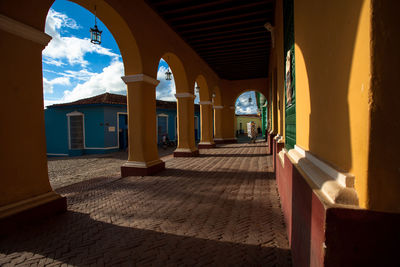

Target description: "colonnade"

left=119, top=77, right=239, bottom=175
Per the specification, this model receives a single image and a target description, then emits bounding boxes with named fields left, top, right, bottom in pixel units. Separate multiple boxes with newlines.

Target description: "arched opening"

left=195, top=75, right=212, bottom=146
left=234, top=90, right=267, bottom=143
left=42, top=0, right=140, bottom=189
left=154, top=57, right=177, bottom=154
left=159, top=52, right=197, bottom=156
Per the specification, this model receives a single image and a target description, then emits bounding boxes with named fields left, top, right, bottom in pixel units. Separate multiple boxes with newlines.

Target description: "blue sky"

left=42, top=0, right=257, bottom=113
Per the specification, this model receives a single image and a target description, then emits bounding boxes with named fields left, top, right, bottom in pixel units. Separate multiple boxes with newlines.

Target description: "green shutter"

left=284, top=0, right=296, bottom=150
left=256, top=92, right=268, bottom=137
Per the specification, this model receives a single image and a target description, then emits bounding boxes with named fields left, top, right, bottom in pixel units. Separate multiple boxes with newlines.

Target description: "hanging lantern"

left=165, top=68, right=172, bottom=81
left=90, top=6, right=102, bottom=45
left=195, top=85, right=200, bottom=94
left=212, top=92, right=216, bottom=98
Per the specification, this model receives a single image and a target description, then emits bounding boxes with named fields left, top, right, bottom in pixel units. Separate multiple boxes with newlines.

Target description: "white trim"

left=278, top=148, right=287, bottom=167
left=66, top=111, right=84, bottom=117
left=198, top=142, right=215, bottom=145
left=84, top=147, right=119, bottom=150
left=117, top=112, right=128, bottom=149
left=294, top=145, right=355, bottom=188
left=46, top=153, right=68, bottom=156
left=199, top=101, right=212, bottom=105
left=287, top=147, right=358, bottom=206
left=174, top=148, right=197, bottom=153
left=175, top=93, right=195, bottom=99
left=156, top=113, right=169, bottom=143
left=0, top=14, right=52, bottom=46
left=66, top=111, right=85, bottom=150
left=122, top=159, right=163, bottom=168
left=121, top=74, right=160, bottom=86
left=213, top=105, right=224, bottom=109
left=0, top=191, right=62, bottom=218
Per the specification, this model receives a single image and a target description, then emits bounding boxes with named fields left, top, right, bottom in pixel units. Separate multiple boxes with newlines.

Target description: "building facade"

left=235, top=114, right=262, bottom=135
left=45, top=93, right=200, bottom=157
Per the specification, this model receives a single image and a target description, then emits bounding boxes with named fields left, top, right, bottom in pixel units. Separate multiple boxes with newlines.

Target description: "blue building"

left=45, top=93, right=200, bottom=157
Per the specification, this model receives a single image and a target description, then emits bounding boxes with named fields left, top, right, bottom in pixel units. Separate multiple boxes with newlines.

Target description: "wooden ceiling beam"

left=188, top=30, right=267, bottom=44
left=191, top=36, right=268, bottom=48
left=192, top=41, right=268, bottom=52
left=168, top=2, right=273, bottom=22
left=200, top=47, right=269, bottom=58
left=156, top=0, right=232, bottom=14
left=206, top=56, right=268, bottom=63
left=201, top=46, right=269, bottom=55
left=174, top=10, right=272, bottom=29
left=182, top=25, right=265, bottom=40
left=179, top=18, right=267, bottom=34
left=207, top=57, right=268, bottom=65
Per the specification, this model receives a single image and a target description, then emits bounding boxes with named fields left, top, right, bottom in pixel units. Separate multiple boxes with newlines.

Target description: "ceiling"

left=145, top=0, right=275, bottom=80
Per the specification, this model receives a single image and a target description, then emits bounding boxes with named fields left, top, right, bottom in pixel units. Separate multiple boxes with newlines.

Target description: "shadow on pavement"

left=0, top=211, right=291, bottom=266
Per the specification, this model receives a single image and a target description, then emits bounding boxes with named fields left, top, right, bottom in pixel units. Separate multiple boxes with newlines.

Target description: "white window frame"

left=66, top=111, right=85, bottom=150
left=156, top=113, right=169, bottom=142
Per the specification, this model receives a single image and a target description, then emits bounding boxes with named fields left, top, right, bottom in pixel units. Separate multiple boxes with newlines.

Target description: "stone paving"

left=48, top=146, right=176, bottom=190
left=0, top=141, right=291, bottom=266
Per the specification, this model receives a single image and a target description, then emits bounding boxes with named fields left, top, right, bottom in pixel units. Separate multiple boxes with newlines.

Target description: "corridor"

left=0, top=142, right=291, bottom=266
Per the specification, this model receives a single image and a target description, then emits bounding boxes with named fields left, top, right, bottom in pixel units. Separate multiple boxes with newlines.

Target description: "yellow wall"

left=236, top=116, right=262, bottom=134
left=268, top=0, right=285, bottom=137
left=294, top=0, right=371, bottom=208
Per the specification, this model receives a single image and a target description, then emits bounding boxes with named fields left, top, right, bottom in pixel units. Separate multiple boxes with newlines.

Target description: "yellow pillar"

left=174, top=93, right=199, bottom=157
left=198, top=101, right=215, bottom=149
left=220, top=106, right=237, bottom=143
left=120, top=74, right=165, bottom=176
left=0, top=15, right=66, bottom=222
left=213, top=105, right=224, bottom=143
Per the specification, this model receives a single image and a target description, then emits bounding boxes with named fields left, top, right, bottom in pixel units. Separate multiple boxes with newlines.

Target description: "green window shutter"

left=284, top=0, right=296, bottom=150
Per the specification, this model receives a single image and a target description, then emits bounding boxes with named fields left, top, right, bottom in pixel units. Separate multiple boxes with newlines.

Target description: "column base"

left=174, top=148, right=199, bottom=157
left=0, top=191, right=67, bottom=235
left=121, top=159, right=165, bottom=177
left=214, top=138, right=238, bottom=144
left=198, top=142, right=216, bottom=149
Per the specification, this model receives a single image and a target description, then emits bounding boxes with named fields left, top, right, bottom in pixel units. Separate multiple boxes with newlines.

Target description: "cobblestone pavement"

left=48, top=146, right=176, bottom=190
left=0, top=141, right=292, bottom=266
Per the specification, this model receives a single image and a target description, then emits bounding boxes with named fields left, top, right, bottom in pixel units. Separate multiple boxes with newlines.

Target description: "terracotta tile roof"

left=48, top=92, right=199, bottom=111
left=49, top=93, right=126, bottom=106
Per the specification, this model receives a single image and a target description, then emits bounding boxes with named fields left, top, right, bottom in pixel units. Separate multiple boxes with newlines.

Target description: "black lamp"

left=165, top=68, right=172, bottom=80
left=90, top=6, right=102, bottom=45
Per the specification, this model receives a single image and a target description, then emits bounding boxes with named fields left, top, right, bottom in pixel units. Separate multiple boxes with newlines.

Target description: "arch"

left=233, top=89, right=267, bottom=106
left=159, top=52, right=189, bottom=94
left=195, top=74, right=210, bottom=101
left=46, top=0, right=143, bottom=75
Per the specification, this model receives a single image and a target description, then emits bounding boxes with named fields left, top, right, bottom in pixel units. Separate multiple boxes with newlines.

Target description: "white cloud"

left=156, top=65, right=176, bottom=101
left=43, top=58, right=65, bottom=67
left=235, top=92, right=259, bottom=115
left=43, top=9, right=119, bottom=67
left=43, top=76, right=71, bottom=94
left=62, top=60, right=125, bottom=102
left=63, top=69, right=96, bottom=81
